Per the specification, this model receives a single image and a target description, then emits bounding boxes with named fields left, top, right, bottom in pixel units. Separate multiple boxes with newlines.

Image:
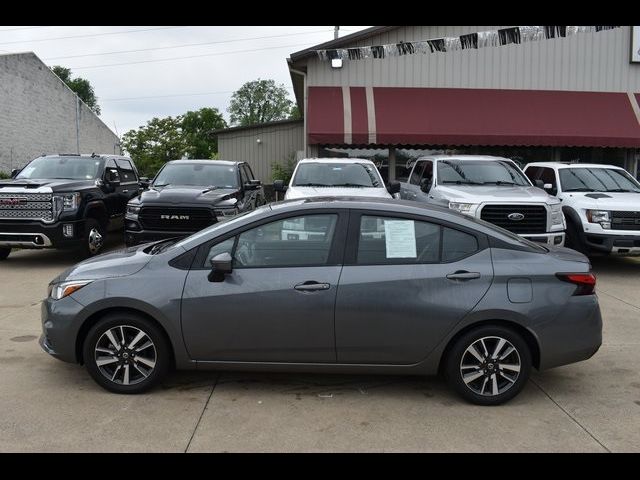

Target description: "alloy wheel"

left=94, top=325, right=157, bottom=386
left=88, top=227, right=103, bottom=254
left=459, top=336, right=521, bottom=397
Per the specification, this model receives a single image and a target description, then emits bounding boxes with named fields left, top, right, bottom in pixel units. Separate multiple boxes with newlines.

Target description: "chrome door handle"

left=122, top=189, right=129, bottom=193
left=446, top=271, right=481, bottom=281
left=294, top=282, right=330, bottom=292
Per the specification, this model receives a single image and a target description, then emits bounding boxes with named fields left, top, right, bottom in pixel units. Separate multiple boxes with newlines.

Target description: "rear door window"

left=116, top=159, right=137, bottom=184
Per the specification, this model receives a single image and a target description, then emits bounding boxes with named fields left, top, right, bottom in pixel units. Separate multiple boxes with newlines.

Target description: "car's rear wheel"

left=83, top=313, right=170, bottom=394
left=444, top=325, right=531, bottom=406
left=0, top=247, right=10, bottom=260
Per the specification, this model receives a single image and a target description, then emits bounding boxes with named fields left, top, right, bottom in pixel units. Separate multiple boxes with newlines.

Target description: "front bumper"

left=0, top=219, right=86, bottom=249
left=583, top=232, right=640, bottom=255
left=40, top=295, right=85, bottom=364
left=521, top=232, right=566, bottom=247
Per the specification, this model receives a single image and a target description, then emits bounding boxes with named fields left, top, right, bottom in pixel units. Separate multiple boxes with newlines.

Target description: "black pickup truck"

left=124, top=159, right=265, bottom=246
left=0, top=154, right=144, bottom=260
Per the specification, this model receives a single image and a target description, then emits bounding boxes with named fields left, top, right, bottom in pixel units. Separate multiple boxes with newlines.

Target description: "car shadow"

left=590, top=255, right=640, bottom=276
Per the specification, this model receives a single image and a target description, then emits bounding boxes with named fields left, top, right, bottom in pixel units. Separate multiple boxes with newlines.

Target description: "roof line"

left=289, top=26, right=398, bottom=62
left=211, top=118, right=303, bottom=135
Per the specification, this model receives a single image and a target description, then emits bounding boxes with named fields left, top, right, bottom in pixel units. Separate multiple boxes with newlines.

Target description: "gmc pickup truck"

left=0, top=154, right=142, bottom=260
left=400, top=155, right=566, bottom=246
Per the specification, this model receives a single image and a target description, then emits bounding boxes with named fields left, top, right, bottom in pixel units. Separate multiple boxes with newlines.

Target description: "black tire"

left=0, top=247, right=10, bottom=260
left=565, top=219, right=589, bottom=256
left=444, top=325, right=532, bottom=406
left=80, top=218, right=106, bottom=258
left=83, top=312, right=171, bottom=394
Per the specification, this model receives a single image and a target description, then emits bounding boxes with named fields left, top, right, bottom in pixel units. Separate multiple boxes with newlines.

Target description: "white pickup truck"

left=399, top=155, right=566, bottom=246
left=524, top=162, right=640, bottom=256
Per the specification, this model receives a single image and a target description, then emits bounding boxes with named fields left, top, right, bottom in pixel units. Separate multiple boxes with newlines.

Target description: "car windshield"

left=291, top=163, right=382, bottom=188
left=153, top=163, right=239, bottom=188
left=559, top=167, right=640, bottom=193
left=16, top=156, right=104, bottom=180
left=437, top=159, right=531, bottom=186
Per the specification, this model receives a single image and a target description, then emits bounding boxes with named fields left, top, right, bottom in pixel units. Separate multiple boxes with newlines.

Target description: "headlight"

left=214, top=207, right=238, bottom=218
left=52, top=193, right=80, bottom=219
left=49, top=280, right=92, bottom=300
left=448, top=202, right=476, bottom=215
left=586, top=210, right=611, bottom=229
left=126, top=204, right=141, bottom=219
left=550, top=203, right=564, bottom=227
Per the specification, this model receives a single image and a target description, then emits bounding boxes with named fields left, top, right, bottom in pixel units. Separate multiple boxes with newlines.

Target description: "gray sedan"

left=40, top=198, right=602, bottom=405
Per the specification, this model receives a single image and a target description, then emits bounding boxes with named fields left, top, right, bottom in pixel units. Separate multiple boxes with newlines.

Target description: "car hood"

left=51, top=244, right=154, bottom=284
left=0, top=178, right=96, bottom=193
left=136, top=185, right=239, bottom=206
left=286, top=186, right=391, bottom=200
left=564, top=191, right=640, bottom=209
left=436, top=185, right=556, bottom=203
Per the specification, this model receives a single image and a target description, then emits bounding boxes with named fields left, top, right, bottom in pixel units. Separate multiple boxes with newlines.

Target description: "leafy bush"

left=0, top=171, right=10, bottom=180
left=271, top=154, right=297, bottom=184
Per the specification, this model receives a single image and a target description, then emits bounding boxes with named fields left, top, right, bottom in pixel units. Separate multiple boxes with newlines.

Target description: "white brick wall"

left=0, top=52, right=120, bottom=174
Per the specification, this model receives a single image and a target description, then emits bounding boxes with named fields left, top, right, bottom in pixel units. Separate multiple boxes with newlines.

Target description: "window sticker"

left=384, top=220, right=416, bottom=258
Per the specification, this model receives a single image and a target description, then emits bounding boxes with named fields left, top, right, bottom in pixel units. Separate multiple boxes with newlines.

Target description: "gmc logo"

left=160, top=214, right=190, bottom=220
left=0, top=198, right=27, bottom=206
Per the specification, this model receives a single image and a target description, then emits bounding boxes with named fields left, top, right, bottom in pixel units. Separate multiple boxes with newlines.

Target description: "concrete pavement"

left=0, top=238, right=638, bottom=452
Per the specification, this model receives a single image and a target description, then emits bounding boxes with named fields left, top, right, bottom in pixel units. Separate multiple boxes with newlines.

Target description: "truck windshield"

left=153, top=163, right=239, bottom=189
left=16, top=156, right=104, bottom=180
left=437, top=160, right=530, bottom=186
left=291, top=163, right=382, bottom=188
left=559, top=168, right=640, bottom=193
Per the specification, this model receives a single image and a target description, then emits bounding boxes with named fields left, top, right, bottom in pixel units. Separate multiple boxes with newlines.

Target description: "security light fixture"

left=331, top=58, right=343, bottom=69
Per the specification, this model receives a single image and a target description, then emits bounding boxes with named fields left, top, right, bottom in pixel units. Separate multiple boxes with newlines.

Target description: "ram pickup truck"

left=524, top=162, right=640, bottom=256
left=400, top=155, right=566, bottom=246
left=0, top=154, right=143, bottom=260
left=125, top=159, right=265, bottom=246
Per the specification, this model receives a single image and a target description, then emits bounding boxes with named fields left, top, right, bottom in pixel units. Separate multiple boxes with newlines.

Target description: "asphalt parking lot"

left=1, top=234, right=639, bottom=452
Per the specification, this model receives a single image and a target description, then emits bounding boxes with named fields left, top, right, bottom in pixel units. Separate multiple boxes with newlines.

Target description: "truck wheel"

left=444, top=325, right=532, bottom=406
left=565, top=220, right=589, bottom=256
left=0, top=248, right=10, bottom=260
left=80, top=218, right=105, bottom=258
left=83, top=312, right=170, bottom=394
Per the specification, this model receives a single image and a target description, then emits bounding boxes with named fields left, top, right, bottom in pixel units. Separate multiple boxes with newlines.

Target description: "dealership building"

left=217, top=25, right=640, bottom=184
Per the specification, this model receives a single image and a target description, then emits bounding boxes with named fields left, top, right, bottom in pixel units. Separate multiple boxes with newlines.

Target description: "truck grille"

left=480, top=205, right=547, bottom=234
left=0, top=193, right=53, bottom=222
left=139, top=207, right=215, bottom=232
left=611, top=211, right=640, bottom=230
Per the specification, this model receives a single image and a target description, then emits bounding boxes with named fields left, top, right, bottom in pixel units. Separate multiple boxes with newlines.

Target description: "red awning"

left=307, top=86, right=640, bottom=148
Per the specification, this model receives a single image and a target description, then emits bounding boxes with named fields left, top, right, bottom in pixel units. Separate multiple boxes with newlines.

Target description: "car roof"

left=525, top=162, right=625, bottom=170
left=165, top=159, right=240, bottom=166
left=297, top=158, right=376, bottom=164
left=417, top=155, right=517, bottom=162
left=40, top=154, right=131, bottom=160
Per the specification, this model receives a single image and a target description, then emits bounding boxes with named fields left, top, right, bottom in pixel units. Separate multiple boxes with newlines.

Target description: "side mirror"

left=543, top=183, right=553, bottom=190
left=10, top=169, right=19, bottom=179
left=419, top=178, right=431, bottom=193
left=534, top=179, right=544, bottom=189
left=208, top=252, right=233, bottom=282
left=138, top=177, right=150, bottom=189
left=273, top=179, right=287, bottom=192
left=244, top=179, right=261, bottom=190
left=387, top=180, right=401, bottom=195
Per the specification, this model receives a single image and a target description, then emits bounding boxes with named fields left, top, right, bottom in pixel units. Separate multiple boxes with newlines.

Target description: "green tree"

left=121, top=116, right=186, bottom=177
left=289, top=104, right=302, bottom=120
left=51, top=66, right=101, bottom=115
left=180, top=108, right=227, bottom=159
left=228, top=79, right=293, bottom=126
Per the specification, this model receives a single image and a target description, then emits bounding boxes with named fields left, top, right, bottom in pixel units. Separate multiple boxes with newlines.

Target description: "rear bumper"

left=584, top=233, right=640, bottom=255
left=0, top=220, right=85, bottom=249
left=521, top=232, right=565, bottom=247
left=536, top=294, right=602, bottom=370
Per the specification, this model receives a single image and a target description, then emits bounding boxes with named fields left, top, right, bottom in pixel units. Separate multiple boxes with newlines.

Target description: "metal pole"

left=288, top=67, right=308, bottom=157
left=334, top=26, right=340, bottom=39
left=388, top=146, right=396, bottom=182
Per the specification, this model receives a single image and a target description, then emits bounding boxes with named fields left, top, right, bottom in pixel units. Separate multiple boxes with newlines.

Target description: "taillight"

left=556, top=273, right=596, bottom=296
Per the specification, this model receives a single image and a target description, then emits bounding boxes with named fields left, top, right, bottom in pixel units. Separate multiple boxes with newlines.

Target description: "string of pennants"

left=316, top=26, right=621, bottom=61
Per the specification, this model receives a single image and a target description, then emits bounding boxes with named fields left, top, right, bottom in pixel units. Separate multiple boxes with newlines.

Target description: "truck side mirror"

left=208, top=252, right=233, bottom=282
left=273, top=180, right=287, bottom=192
left=534, top=179, right=545, bottom=189
left=387, top=180, right=401, bottom=195
left=10, top=169, right=19, bottom=178
left=244, top=179, right=262, bottom=190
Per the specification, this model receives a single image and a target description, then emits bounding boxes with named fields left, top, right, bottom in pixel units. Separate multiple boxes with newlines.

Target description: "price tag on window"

left=384, top=220, right=416, bottom=258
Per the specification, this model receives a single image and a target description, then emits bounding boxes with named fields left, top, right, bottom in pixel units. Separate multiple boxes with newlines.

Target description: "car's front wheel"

left=83, top=313, right=170, bottom=394
left=444, top=325, right=532, bottom=406
left=0, top=247, right=10, bottom=260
